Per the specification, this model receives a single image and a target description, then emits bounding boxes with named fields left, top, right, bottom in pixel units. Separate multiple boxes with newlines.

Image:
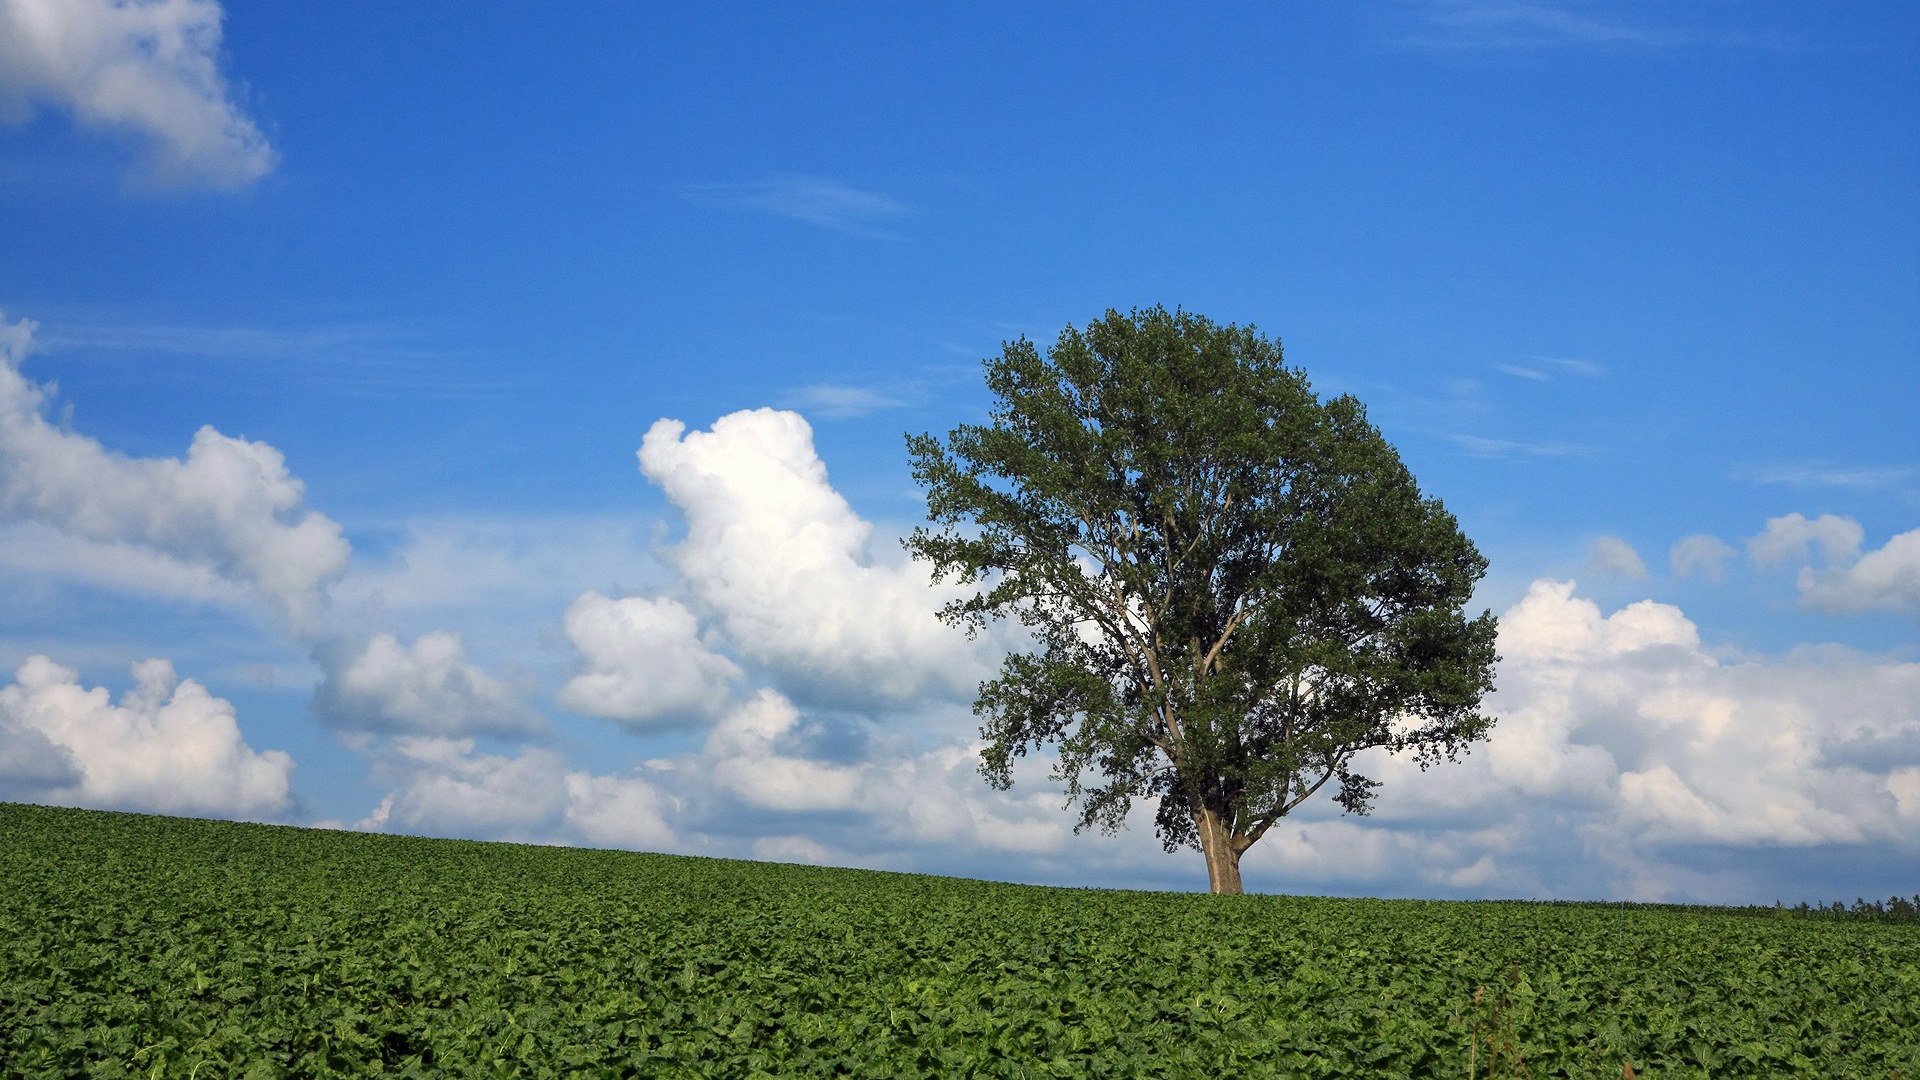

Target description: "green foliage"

left=1455, top=967, right=1535, bottom=1080
left=906, top=307, right=1497, bottom=888
left=4, top=805, right=1918, bottom=1077
left=1778, top=896, right=1920, bottom=922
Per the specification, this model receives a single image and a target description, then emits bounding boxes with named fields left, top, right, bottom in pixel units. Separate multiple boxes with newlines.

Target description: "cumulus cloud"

left=1345, top=579, right=1919, bottom=899
left=0, top=518, right=251, bottom=605
left=761, top=577, right=1917, bottom=898
left=563, top=769, right=678, bottom=851
left=1740, top=514, right=1918, bottom=617
left=348, top=683, right=1086, bottom=871
left=352, top=736, right=676, bottom=851
left=335, top=572, right=1918, bottom=901
left=1586, top=535, right=1648, bottom=580
left=314, top=631, right=541, bottom=738
left=636, top=408, right=990, bottom=707
left=752, top=834, right=833, bottom=865
left=693, top=688, right=1090, bottom=862
left=0, top=316, right=349, bottom=632
left=0, top=0, right=276, bottom=189
left=1669, top=534, right=1737, bottom=581
left=0, top=703, right=80, bottom=795
left=558, top=592, right=741, bottom=727
left=355, top=737, right=570, bottom=839
left=0, top=654, right=292, bottom=817
left=1494, top=580, right=1912, bottom=847
left=1748, top=512, right=1863, bottom=567
left=1496, top=579, right=1699, bottom=662
left=1799, top=528, right=1920, bottom=616
left=702, top=689, right=865, bottom=813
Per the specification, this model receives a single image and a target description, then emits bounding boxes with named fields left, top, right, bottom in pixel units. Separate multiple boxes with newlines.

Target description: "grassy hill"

left=2, top=802, right=1914, bottom=1077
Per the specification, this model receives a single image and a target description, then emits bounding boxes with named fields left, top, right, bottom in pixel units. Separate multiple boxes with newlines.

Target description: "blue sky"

left=1, top=0, right=1915, bottom=902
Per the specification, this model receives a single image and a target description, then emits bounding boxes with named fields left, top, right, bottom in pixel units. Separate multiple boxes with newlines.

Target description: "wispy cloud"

left=33, top=316, right=524, bottom=398
left=1396, top=0, right=1730, bottom=52
left=41, top=319, right=434, bottom=361
left=1493, top=363, right=1551, bottom=382
left=1447, top=433, right=1596, bottom=458
left=1735, top=462, right=1919, bottom=494
left=1494, top=356, right=1604, bottom=381
left=687, top=175, right=910, bottom=237
left=790, top=383, right=910, bottom=419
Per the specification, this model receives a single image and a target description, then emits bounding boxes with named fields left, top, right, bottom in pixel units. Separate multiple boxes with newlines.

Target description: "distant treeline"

left=1443, top=895, right=1920, bottom=922
left=1774, top=895, right=1920, bottom=922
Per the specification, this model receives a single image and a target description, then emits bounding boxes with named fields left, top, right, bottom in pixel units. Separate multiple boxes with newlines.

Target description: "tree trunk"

left=1195, top=806, right=1245, bottom=894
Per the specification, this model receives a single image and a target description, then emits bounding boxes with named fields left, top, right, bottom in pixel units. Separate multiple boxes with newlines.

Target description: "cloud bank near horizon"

left=1, top=309, right=1915, bottom=901
left=0, top=654, right=292, bottom=817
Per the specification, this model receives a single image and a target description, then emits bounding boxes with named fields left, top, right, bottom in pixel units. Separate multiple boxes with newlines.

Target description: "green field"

left=1, top=803, right=1914, bottom=1077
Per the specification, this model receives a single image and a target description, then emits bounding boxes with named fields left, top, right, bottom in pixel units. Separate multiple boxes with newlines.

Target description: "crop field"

left=1, top=804, right=1915, bottom=1078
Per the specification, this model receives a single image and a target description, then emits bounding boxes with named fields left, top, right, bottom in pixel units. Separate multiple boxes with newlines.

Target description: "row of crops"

left=2, top=802, right=1915, bottom=1077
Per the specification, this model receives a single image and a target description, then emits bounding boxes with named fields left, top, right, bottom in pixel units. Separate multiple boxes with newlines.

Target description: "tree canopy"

left=905, top=307, right=1498, bottom=893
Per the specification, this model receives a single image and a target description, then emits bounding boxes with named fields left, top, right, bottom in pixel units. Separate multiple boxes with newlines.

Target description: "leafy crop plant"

left=3, top=803, right=1917, bottom=1077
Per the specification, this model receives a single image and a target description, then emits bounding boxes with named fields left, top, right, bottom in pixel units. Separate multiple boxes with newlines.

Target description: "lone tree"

left=906, top=307, right=1498, bottom=894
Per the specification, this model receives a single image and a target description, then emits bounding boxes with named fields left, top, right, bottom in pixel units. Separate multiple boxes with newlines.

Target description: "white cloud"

left=1587, top=535, right=1647, bottom=580
left=558, top=592, right=741, bottom=727
left=1404, top=1, right=1689, bottom=51
left=354, top=737, right=570, bottom=839
left=790, top=383, right=908, bottom=419
left=1493, top=357, right=1603, bottom=381
left=0, top=316, right=350, bottom=633
left=702, top=689, right=865, bottom=813
left=563, top=769, right=678, bottom=851
left=0, top=654, right=292, bottom=817
left=0, top=0, right=276, bottom=189
left=314, top=631, right=541, bottom=738
left=1669, top=533, right=1737, bottom=581
left=1497, top=579, right=1699, bottom=661
left=637, top=408, right=989, bottom=707
left=0, top=703, right=80, bottom=794
left=0, top=519, right=251, bottom=606
left=1748, top=512, right=1863, bottom=567
left=325, top=513, right=671, bottom=645
left=1740, top=514, right=1918, bottom=617
left=352, top=735, right=678, bottom=852
left=752, top=834, right=833, bottom=865
left=689, top=175, right=908, bottom=235
left=1447, top=433, right=1594, bottom=458
left=693, top=688, right=1090, bottom=861
left=1492, top=363, right=1550, bottom=381
left=1737, top=463, right=1918, bottom=493
left=1351, top=580, right=1919, bottom=898
left=330, top=573, right=1919, bottom=902
left=1538, top=356, right=1604, bottom=377
left=1799, top=528, right=1920, bottom=616
left=863, top=741, right=1081, bottom=859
